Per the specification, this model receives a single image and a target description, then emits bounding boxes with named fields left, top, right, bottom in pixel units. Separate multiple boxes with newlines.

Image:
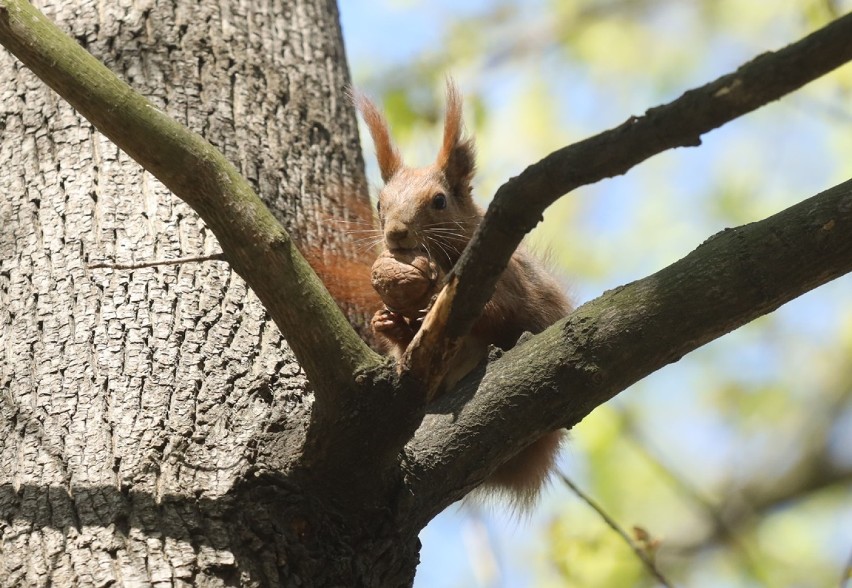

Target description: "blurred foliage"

left=344, top=0, right=852, bottom=586
left=546, top=514, right=649, bottom=588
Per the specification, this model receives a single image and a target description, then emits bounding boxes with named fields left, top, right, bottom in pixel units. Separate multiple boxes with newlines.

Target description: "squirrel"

left=353, top=80, right=573, bottom=507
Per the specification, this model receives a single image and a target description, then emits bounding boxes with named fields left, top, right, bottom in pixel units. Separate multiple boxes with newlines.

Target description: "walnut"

left=371, top=250, right=442, bottom=318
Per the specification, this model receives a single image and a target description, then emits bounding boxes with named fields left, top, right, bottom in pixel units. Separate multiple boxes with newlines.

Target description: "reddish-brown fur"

left=357, top=80, right=573, bottom=507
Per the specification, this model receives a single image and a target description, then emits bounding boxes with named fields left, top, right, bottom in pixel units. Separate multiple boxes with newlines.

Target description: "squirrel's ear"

left=436, top=79, right=476, bottom=196
left=351, top=89, right=403, bottom=183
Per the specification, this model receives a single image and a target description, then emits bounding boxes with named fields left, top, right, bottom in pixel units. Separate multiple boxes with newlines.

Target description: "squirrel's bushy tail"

left=474, top=430, right=565, bottom=510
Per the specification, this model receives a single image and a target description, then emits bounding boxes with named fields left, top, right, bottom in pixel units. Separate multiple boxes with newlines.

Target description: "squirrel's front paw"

left=372, top=308, right=414, bottom=346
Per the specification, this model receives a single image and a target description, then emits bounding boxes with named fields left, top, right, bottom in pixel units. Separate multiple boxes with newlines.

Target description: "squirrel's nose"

left=385, top=222, right=417, bottom=250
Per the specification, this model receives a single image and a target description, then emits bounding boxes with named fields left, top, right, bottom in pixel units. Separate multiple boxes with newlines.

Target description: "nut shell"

left=371, top=250, right=441, bottom=317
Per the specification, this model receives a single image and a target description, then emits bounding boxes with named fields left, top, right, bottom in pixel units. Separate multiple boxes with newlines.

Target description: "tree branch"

left=402, top=178, right=852, bottom=527
left=404, top=12, right=852, bottom=389
left=0, top=0, right=379, bottom=407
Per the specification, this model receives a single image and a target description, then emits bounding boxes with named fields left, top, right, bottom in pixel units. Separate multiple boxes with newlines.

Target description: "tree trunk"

left=0, top=0, right=411, bottom=586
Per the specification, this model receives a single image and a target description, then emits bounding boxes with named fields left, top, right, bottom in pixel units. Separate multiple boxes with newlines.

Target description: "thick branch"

left=0, top=0, right=379, bottom=402
left=405, top=12, right=852, bottom=387
left=402, top=178, right=852, bottom=528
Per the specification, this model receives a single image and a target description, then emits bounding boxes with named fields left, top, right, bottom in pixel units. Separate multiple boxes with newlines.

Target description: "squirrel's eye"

left=376, top=200, right=381, bottom=213
left=432, top=193, right=447, bottom=210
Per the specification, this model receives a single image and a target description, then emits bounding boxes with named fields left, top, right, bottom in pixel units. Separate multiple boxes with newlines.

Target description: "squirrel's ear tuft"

left=351, top=88, right=403, bottom=183
left=436, top=78, right=476, bottom=197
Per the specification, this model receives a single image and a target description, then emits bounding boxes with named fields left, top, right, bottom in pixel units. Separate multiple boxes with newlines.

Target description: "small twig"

left=841, top=546, right=852, bottom=588
left=88, top=252, right=226, bottom=270
left=557, top=470, right=675, bottom=588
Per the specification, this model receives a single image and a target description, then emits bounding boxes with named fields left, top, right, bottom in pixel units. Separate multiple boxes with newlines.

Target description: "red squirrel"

left=354, top=81, right=573, bottom=506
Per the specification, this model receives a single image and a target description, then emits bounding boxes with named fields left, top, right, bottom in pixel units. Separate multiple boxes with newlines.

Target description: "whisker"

left=424, top=224, right=468, bottom=233
left=355, top=237, right=385, bottom=254
left=424, top=216, right=479, bottom=227
left=426, top=214, right=480, bottom=222
left=424, top=226, right=466, bottom=232
left=423, top=233, right=455, bottom=267
left=424, top=241, right=450, bottom=270
left=424, top=229, right=468, bottom=248
left=346, top=229, right=382, bottom=239
left=344, top=233, right=379, bottom=243
left=349, top=238, right=383, bottom=250
left=425, top=228, right=468, bottom=240
left=332, top=219, right=378, bottom=229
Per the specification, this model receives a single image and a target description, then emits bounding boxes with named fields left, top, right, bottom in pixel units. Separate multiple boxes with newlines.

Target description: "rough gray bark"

left=0, top=1, right=412, bottom=586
